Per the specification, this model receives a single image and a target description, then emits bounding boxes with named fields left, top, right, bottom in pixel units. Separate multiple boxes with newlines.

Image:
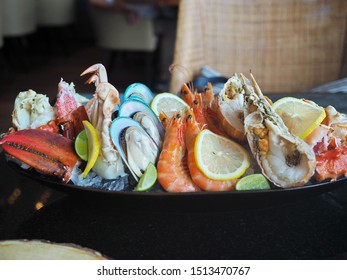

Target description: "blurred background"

left=0, top=0, right=179, bottom=132
left=0, top=0, right=346, bottom=132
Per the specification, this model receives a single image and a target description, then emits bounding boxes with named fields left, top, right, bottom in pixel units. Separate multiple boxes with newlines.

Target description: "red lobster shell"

left=1, top=129, right=80, bottom=182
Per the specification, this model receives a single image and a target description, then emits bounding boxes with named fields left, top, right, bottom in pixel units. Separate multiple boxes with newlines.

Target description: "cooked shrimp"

left=180, top=83, right=196, bottom=107
left=158, top=111, right=169, bottom=129
left=201, top=82, right=215, bottom=109
left=157, top=113, right=200, bottom=192
left=192, top=92, right=228, bottom=137
left=185, top=109, right=237, bottom=191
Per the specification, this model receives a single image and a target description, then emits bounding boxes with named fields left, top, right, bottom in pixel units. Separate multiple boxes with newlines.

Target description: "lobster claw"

left=0, top=129, right=80, bottom=182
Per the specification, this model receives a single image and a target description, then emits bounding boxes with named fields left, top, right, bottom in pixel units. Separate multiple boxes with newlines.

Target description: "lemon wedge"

left=236, top=174, right=270, bottom=191
left=150, top=92, right=189, bottom=118
left=74, top=130, right=88, bottom=161
left=194, top=129, right=250, bottom=180
left=135, top=162, right=157, bottom=192
left=82, top=120, right=100, bottom=178
left=272, top=97, right=326, bottom=139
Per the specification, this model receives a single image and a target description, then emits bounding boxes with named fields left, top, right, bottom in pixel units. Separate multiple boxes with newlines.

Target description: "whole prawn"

left=181, top=82, right=227, bottom=137
left=193, top=91, right=228, bottom=137
left=185, top=109, right=237, bottom=191
left=157, top=113, right=200, bottom=192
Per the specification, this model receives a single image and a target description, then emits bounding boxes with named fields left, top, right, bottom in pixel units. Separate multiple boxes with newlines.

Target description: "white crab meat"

left=12, top=90, right=56, bottom=130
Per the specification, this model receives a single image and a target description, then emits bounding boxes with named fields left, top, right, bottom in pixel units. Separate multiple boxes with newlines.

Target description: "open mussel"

left=110, top=117, right=160, bottom=182
left=118, top=99, right=165, bottom=148
left=123, top=83, right=155, bottom=104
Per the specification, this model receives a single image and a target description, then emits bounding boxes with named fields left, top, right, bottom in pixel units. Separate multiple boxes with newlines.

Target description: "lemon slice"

left=150, top=92, right=189, bottom=118
left=82, top=120, right=100, bottom=178
left=272, top=97, right=326, bottom=139
left=194, top=129, right=250, bottom=180
left=135, top=162, right=157, bottom=192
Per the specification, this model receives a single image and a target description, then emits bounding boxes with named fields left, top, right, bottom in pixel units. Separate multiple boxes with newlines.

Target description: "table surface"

left=1, top=92, right=347, bottom=260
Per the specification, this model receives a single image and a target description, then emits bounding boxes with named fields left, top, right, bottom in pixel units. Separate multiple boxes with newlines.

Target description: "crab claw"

left=80, top=63, right=108, bottom=86
left=0, top=129, right=80, bottom=182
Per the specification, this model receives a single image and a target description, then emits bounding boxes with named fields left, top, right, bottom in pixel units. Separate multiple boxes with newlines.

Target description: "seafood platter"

left=1, top=63, right=347, bottom=199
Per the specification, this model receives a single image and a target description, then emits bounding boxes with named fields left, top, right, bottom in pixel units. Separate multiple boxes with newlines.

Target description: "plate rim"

left=3, top=151, right=347, bottom=198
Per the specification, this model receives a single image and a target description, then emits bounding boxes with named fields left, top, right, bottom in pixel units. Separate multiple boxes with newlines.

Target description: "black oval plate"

left=3, top=152, right=347, bottom=210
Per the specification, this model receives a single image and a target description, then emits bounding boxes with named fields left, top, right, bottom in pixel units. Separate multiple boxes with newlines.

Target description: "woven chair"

left=170, top=0, right=347, bottom=93
left=89, top=6, right=158, bottom=84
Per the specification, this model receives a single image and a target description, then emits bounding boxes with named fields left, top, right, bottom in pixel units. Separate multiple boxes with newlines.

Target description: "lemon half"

left=272, top=97, right=326, bottom=139
left=150, top=92, right=189, bottom=118
left=194, top=129, right=250, bottom=181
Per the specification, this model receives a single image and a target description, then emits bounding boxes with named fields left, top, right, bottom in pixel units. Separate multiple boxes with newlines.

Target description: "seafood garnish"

left=180, top=83, right=196, bottom=107
left=118, top=99, right=165, bottom=148
left=181, top=82, right=227, bottom=137
left=56, top=79, right=81, bottom=118
left=12, top=90, right=56, bottom=130
left=307, top=106, right=347, bottom=182
left=110, top=117, right=159, bottom=181
left=125, top=126, right=158, bottom=178
left=133, top=112, right=163, bottom=147
left=157, top=113, right=200, bottom=192
left=193, top=86, right=227, bottom=137
left=56, top=79, right=89, bottom=140
left=185, top=109, right=236, bottom=191
left=5, top=62, right=347, bottom=192
left=215, top=74, right=247, bottom=142
left=81, top=63, right=125, bottom=179
left=0, top=129, right=80, bottom=182
left=123, top=83, right=155, bottom=104
left=323, top=106, right=347, bottom=145
left=241, top=73, right=316, bottom=188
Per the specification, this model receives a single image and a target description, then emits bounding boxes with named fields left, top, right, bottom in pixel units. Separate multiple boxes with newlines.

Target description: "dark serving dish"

left=3, top=151, right=346, bottom=210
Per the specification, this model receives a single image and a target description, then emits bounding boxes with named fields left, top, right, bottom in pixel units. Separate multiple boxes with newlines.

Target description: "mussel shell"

left=110, top=117, right=159, bottom=182
left=124, top=126, right=158, bottom=178
left=118, top=99, right=165, bottom=144
left=132, top=112, right=163, bottom=148
left=124, top=83, right=155, bottom=104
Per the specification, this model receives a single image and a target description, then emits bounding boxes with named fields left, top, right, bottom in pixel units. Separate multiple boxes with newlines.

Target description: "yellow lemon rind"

left=82, top=120, right=100, bottom=178
left=299, top=109, right=326, bottom=139
left=272, top=97, right=326, bottom=139
left=194, top=129, right=250, bottom=181
left=150, top=92, right=189, bottom=117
